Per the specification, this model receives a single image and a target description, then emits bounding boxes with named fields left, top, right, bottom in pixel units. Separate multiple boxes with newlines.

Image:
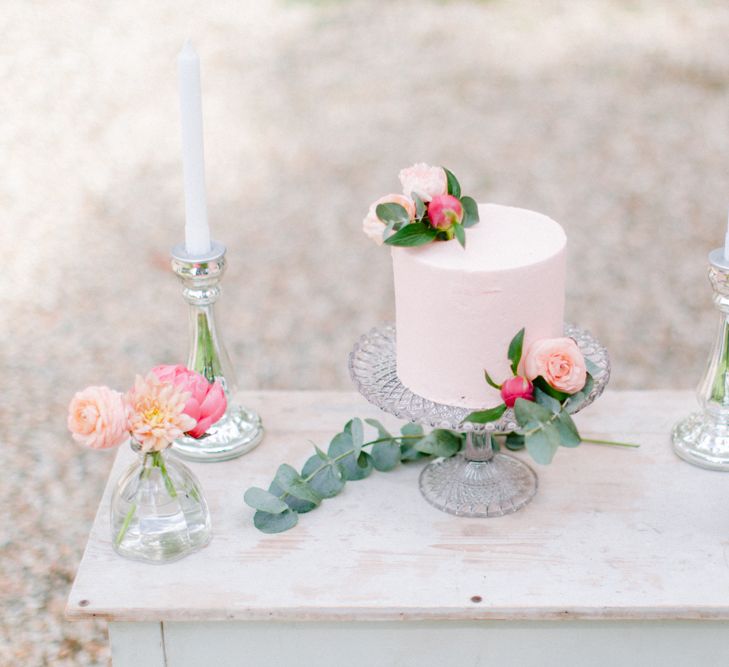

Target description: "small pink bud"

left=427, top=194, right=463, bottom=230
left=500, top=376, right=534, bottom=408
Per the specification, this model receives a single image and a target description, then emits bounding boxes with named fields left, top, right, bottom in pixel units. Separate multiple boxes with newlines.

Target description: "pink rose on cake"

left=523, top=337, right=587, bottom=394
left=362, top=194, right=416, bottom=245
left=398, top=163, right=447, bottom=202
left=428, top=194, right=464, bottom=230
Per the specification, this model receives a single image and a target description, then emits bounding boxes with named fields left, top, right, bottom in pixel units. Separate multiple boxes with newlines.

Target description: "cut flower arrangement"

left=67, top=365, right=226, bottom=562
left=362, top=163, right=479, bottom=248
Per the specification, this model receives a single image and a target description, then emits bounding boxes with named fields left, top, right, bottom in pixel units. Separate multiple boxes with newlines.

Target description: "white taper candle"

left=178, top=40, right=212, bottom=257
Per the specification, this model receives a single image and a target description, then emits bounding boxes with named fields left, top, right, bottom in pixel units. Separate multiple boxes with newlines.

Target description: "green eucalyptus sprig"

left=377, top=168, right=479, bottom=249
left=465, top=328, right=639, bottom=464
left=244, top=419, right=463, bottom=533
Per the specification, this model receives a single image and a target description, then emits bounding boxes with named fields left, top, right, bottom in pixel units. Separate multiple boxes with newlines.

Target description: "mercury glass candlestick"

left=672, top=248, right=729, bottom=470
left=170, top=242, right=264, bottom=462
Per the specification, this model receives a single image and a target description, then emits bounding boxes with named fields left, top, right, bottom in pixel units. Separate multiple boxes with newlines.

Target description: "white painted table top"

left=67, top=390, right=729, bottom=623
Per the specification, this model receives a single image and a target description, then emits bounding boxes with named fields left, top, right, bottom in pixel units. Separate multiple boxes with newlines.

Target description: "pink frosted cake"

left=392, top=203, right=566, bottom=408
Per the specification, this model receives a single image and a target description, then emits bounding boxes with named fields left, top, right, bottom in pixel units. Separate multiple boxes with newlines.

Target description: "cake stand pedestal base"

left=418, top=432, right=538, bottom=518
left=672, top=412, right=729, bottom=471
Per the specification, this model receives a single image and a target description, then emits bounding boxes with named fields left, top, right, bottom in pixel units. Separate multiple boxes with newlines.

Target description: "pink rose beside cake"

left=363, top=164, right=567, bottom=409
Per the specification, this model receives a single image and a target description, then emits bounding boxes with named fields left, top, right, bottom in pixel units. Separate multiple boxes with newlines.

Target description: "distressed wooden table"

left=67, top=390, right=729, bottom=667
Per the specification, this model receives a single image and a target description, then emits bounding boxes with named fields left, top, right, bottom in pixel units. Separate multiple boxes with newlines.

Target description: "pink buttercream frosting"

left=392, top=203, right=567, bottom=409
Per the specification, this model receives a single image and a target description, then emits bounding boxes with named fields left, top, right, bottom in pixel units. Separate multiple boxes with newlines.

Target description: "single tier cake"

left=392, top=203, right=566, bottom=408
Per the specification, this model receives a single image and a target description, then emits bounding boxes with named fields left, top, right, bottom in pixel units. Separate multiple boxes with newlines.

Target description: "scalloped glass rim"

left=348, top=323, right=610, bottom=432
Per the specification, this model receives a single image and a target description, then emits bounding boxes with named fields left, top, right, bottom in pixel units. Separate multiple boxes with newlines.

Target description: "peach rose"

left=398, top=163, right=447, bottom=202
left=523, top=337, right=587, bottom=394
left=362, top=193, right=416, bottom=245
left=67, top=386, right=129, bottom=450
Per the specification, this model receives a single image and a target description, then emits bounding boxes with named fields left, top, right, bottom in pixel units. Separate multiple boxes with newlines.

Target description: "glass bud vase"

left=110, top=442, right=212, bottom=563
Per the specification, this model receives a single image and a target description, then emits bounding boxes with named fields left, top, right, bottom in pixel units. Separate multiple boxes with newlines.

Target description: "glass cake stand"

left=348, top=323, right=610, bottom=518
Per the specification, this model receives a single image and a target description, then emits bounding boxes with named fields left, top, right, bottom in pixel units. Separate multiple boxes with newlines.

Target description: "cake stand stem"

left=419, top=430, right=538, bottom=518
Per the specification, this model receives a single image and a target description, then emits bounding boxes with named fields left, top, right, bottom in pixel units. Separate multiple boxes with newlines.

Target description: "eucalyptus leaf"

left=461, top=196, right=479, bottom=228
left=365, top=418, right=391, bottom=440
left=585, top=357, right=601, bottom=377
left=508, top=328, right=525, bottom=375
left=269, top=479, right=317, bottom=514
left=347, top=418, right=364, bottom=457
left=444, top=167, right=461, bottom=198
left=328, top=431, right=374, bottom=481
left=371, top=439, right=400, bottom=471
left=565, top=374, right=594, bottom=414
left=301, top=455, right=346, bottom=498
left=414, top=429, right=462, bottom=457
left=525, top=423, right=561, bottom=464
left=384, top=222, right=438, bottom=247
left=533, top=376, right=570, bottom=403
left=412, top=193, right=426, bottom=219
left=244, top=487, right=289, bottom=514
left=272, top=464, right=321, bottom=506
left=505, top=432, right=525, bottom=451
left=464, top=403, right=507, bottom=424
left=401, top=423, right=424, bottom=437
left=555, top=410, right=581, bottom=447
left=453, top=222, right=466, bottom=248
left=254, top=509, right=298, bottom=533
left=376, top=202, right=410, bottom=225
left=534, top=387, right=562, bottom=414
left=513, top=397, right=554, bottom=428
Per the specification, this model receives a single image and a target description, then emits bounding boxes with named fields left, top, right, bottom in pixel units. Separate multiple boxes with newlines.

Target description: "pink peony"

left=152, top=365, right=227, bottom=438
left=362, top=194, right=416, bottom=245
left=500, top=376, right=534, bottom=408
left=398, top=163, right=447, bottom=202
left=428, top=194, right=463, bottom=230
left=125, top=373, right=198, bottom=452
left=523, top=337, right=587, bottom=394
left=67, top=386, right=129, bottom=450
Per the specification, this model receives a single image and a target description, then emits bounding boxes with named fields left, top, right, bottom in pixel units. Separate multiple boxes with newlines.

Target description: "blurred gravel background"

left=3, top=0, right=729, bottom=663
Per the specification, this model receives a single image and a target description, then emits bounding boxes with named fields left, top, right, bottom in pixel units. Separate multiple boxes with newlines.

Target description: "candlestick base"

left=672, top=412, right=729, bottom=471
left=172, top=403, right=264, bottom=462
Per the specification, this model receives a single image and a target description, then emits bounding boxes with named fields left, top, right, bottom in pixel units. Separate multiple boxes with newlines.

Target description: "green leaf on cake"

left=505, top=432, right=525, bottom=450
left=413, top=429, right=462, bottom=457
left=412, top=193, right=426, bottom=219
left=384, top=222, right=438, bottom=247
left=565, top=373, right=595, bottom=414
left=513, top=397, right=553, bottom=428
left=461, top=196, right=479, bottom=228
left=253, top=508, right=298, bottom=533
left=464, top=403, right=507, bottom=424
left=533, top=375, right=570, bottom=403
left=585, top=357, right=601, bottom=377
left=244, top=487, right=289, bottom=514
left=534, top=387, right=562, bottom=414
left=555, top=410, right=581, bottom=447
left=507, top=327, right=525, bottom=375
left=444, top=167, right=461, bottom=198
left=376, top=202, right=410, bottom=226
left=484, top=369, right=502, bottom=390
left=453, top=222, right=466, bottom=248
